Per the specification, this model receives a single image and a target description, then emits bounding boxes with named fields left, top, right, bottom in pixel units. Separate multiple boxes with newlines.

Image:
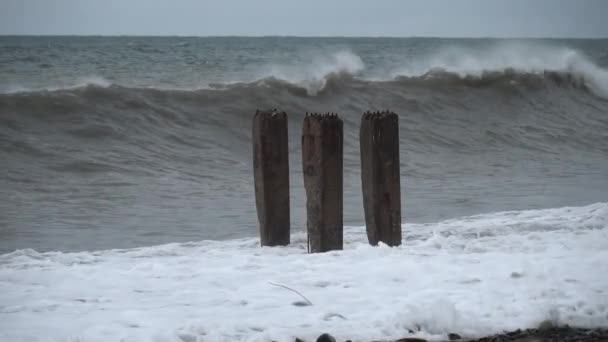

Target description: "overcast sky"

left=1, top=0, right=607, bottom=38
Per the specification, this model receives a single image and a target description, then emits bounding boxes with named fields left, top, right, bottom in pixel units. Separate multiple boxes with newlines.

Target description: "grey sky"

left=1, top=0, right=607, bottom=38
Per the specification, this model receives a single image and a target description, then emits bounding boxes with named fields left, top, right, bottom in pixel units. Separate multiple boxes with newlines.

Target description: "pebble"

left=448, top=333, right=462, bottom=340
left=316, top=333, right=337, bottom=342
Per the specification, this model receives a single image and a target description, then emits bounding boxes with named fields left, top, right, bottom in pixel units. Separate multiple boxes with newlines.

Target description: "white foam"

left=4, top=45, right=608, bottom=98
left=249, top=43, right=608, bottom=98
left=1, top=203, right=607, bottom=341
left=0, top=76, right=112, bottom=94
left=391, top=42, right=608, bottom=97
left=3, top=42, right=608, bottom=100
left=260, top=50, right=365, bottom=95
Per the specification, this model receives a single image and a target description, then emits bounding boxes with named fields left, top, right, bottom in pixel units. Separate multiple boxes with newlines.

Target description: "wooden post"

left=252, top=109, right=290, bottom=246
left=360, top=111, right=402, bottom=246
left=302, top=113, right=343, bottom=253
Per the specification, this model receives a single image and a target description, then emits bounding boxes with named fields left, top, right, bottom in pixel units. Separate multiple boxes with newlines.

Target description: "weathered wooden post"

left=252, top=109, right=290, bottom=246
left=302, top=113, right=343, bottom=253
left=360, top=111, right=402, bottom=246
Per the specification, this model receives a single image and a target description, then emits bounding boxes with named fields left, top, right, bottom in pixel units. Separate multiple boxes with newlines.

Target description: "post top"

left=254, top=108, right=287, bottom=118
left=303, top=112, right=343, bottom=122
left=362, top=110, right=398, bottom=120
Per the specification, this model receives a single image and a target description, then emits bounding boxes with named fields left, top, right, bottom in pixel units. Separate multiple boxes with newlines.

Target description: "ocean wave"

left=1, top=72, right=604, bottom=103
left=2, top=45, right=608, bottom=169
left=4, top=44, right=607, bottom=98
left=205, top=44, right=608, bottom=97
left=2, top=64, right=607, bottom=185
left=388, top=43, right=608, bottom=98
left=199, top=45, right=608, bottom=97
left=1, top=69, right=600, bottom=100
left=0, top=76, right=113, bottom=94
left=257, top=50, right=365, bottom=95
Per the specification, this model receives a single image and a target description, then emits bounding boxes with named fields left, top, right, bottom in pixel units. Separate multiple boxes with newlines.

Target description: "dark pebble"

left=316, top=333, right=336, bottom=342
left=448, top=333, right=462, bottom=340
left=537, top=320, right=554, bottom=331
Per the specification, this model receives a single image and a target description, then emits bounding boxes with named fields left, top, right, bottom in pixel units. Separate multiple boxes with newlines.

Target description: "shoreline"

left=307, top=324, right=608, bottom=342
left=451, top=325, right=608, bottom=342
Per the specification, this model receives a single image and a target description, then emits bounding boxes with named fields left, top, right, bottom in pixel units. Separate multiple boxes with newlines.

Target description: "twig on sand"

left=269, top=282, right=313, bottom=306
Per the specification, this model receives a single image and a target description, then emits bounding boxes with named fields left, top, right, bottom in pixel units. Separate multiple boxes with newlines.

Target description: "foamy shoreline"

left=1, top=203, right=606, bottom=341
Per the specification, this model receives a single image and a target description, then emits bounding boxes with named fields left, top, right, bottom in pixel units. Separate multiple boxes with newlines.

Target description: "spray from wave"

left=2, top=43, right=608, bottom=98
left=389, top=43, right=608, bottom=98
left=0, top=75, right=113, bottom=94
left=249, top=50, right=365, bottom=95
left=195, top=44, right=608, bottom=97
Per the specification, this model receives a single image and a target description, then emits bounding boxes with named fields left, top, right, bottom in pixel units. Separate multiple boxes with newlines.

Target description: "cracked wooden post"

left=360, top=111, right=402, bottom=246
left=302, top=113, right=343, bottom=253
left=252, top=109, right=290, bottom=246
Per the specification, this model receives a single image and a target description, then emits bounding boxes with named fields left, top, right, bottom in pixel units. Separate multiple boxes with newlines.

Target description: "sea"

left=1, top=36, right=608, bottom=253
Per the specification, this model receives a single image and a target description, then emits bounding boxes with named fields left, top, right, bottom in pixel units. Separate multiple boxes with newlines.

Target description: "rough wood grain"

left=360, top=111, right=402, bottom=246
left=252, top=109, right=290, bottom=246
left=302, top=113, right=343, bottom=253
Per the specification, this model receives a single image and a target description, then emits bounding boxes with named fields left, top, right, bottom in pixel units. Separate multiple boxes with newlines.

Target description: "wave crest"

left=390, top=43, right=608, bottom=98
left=0, top=76, right=113, bottom=94
left=257, top=50, right=364, bottom=95
left=2, top=44, right=608, bottom=99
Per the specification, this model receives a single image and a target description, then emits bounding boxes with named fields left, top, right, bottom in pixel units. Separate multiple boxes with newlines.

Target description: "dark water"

left=1, top=36, right=608, bottom=253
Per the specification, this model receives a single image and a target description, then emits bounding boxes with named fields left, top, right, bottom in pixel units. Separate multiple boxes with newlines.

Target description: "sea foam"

left=1, top=203, right=606, bottom=341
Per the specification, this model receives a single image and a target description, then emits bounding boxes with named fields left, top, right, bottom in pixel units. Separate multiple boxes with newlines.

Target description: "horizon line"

left=1, top=34, right=607, bottom=40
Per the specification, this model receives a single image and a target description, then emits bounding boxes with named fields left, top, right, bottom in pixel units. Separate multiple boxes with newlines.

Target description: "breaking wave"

left=2, top=39, right=608, bottom=253
left=3, top=44, right=608, bottom=98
